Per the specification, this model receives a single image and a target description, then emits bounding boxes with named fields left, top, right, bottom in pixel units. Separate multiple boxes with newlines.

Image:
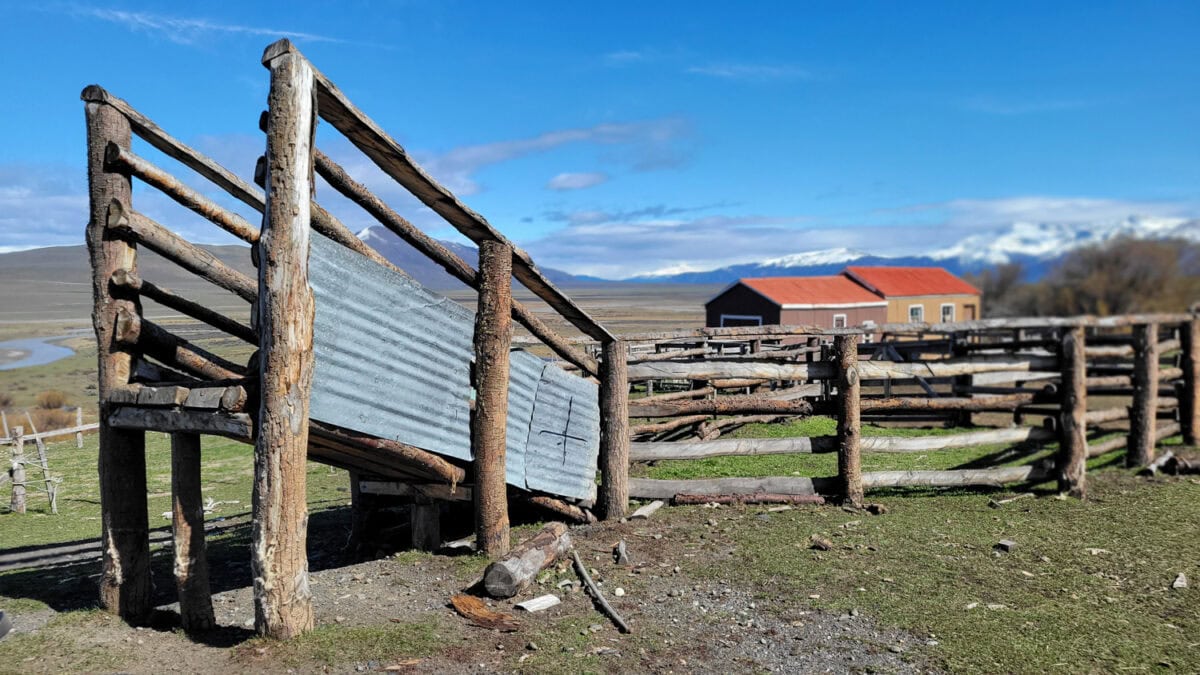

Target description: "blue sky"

left=1, top=1, right=1198, bottom=277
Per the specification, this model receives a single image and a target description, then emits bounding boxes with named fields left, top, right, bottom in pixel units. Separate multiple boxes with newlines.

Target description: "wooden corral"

left=82, top=39, right=627, bottom=639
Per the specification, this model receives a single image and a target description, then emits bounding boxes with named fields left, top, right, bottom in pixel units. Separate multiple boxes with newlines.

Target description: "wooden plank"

left=170, top=433, right=215, bottom=632
left=1128, top=323, right=1159, bottom=467
left=311, top=143, right=600, bottom=377
left=835, top=335, right=863, bottom=506
left=258, top=38, right=612, bottom=342
left=357, top=479, right=471, bottom=501
left=1058, top=327, right=1088, bottom=498
left=472, top=240, right=512, bottom=557
left=82, top=88, right=152, bottom=622
left=597, top=339, right=630, bottom=520
left=105, top=144, right=260, bottom=243
left=111, top=269, right=256, bottom=344
left=107, top=407, right=253, bottom=441
left=253, top=48, right=317, bottom=639
left=107, top=203, right=256, bottom=302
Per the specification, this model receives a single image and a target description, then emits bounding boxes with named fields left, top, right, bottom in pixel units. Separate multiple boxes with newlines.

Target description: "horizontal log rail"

left=105, top=144, right=260, bottom=244
left=309, top=421, right=466, bottom=486
left=110, top=269, right=256, bottom=344
left=258, top=40, right=613, bottom=343
left=633, top=386, right=716, bottom=404
left=628, top=396, right=815, bottom=418
left=106, top=202, right=257, bottom=302
left=627, top=347, right=710, bottom=364
left=628, top=354, right=1060, bottom=383
left=629, top=414, right=709, bottom=436
left=858, top=393, right=1038, bottom=413
left=311, top=148, right=599, bottom=377
left=114, top=309, right=246, bottom=381
left=1087, top=422, right=1181, bottom=458
left=107, top=406, right=253, bottom=441
left=630, top=426, right=1056, bottom=461
left=0, top=423, right=100, bottom=445
left=108, top=382, right=249, bottom=412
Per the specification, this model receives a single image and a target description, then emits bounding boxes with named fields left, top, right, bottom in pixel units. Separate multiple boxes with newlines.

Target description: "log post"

left=171, top=433, right=215, bottom=632
left=1181, top=318, right=1199, bottom=445
left=9, top=427, right=25, bottom=514
left=951, top=332, right=973, bottom=428
left=253, top=42, right=317, bottom=639
left=472, top=240, right=513, bottom=557
left=1127, top=323, right=1159, bottom=467
left=597, top=339, right=630, bottom=520
left=75, top=407, right=84, bottom=448
left=411, top=498, right=442, bottom=552
left=83, top=85, right=152, bottom=621
left=1058, top=326, right=1088, bottom=498
left=835, top=335, right=863, bottom=506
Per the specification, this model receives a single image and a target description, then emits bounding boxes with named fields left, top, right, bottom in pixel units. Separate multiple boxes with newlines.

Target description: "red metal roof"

left=843, top=266, right=980, bottom=297
left=738, top=276, right=887, bottom=307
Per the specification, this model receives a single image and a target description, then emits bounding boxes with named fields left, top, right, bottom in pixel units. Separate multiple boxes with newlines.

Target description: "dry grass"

left=35, top=389, right=70, bottom=409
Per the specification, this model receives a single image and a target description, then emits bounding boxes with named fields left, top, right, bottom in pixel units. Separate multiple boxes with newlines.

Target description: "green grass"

left=0, top=432, right=352, bottom=551
left=691, top=470, right=1200, bottom=672
left=238, top=619, right=443, bottom=669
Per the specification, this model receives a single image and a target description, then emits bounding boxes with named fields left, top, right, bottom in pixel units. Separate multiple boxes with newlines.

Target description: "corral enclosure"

left=62, top=36, right=1198, bottom=648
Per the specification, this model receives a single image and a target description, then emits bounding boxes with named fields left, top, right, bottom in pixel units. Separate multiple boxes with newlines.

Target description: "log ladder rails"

left=620, top=315, right=1197, bottom=504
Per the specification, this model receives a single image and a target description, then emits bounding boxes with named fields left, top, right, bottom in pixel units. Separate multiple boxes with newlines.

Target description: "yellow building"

left=843, top=267, right=981, bottom=324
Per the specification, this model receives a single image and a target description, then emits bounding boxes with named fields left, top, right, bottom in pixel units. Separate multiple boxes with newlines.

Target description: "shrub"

left=0, top=392, right=12, bottom=409
left=36, top=390, right=69, bottom=410
left=25, top=407, right=75, bottom=432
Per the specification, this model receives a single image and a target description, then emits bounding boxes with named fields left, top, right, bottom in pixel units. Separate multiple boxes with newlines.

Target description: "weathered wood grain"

left=472, top=240, right=513, bottom=557
left=483, top=522, right=571, bottom=598
left=1058, top=327, right=1088, bottom=498
left=171, top=433, right=215, bottom=632
left=598, top=340, right=630, bottom=520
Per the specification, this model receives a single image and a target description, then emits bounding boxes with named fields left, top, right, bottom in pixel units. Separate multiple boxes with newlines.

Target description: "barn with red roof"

left=705, top=275, right=888, bottom=330
left=843, top=266, right=981, bottom=324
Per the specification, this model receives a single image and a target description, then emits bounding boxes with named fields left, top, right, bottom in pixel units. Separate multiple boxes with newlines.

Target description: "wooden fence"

left=605, top=315, right=1196, bottom=504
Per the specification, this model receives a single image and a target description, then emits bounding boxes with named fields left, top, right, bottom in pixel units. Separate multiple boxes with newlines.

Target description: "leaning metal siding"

left=308, top=232, right=600, bottom=500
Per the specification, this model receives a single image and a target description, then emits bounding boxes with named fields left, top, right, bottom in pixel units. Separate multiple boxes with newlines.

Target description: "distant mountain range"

left=626, top=216, right=1200, bottom=284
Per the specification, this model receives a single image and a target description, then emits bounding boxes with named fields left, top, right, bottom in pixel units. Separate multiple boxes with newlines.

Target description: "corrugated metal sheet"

left=524, top=362, right=600, bottom=501
left=308, top=232, right=600, bottom=500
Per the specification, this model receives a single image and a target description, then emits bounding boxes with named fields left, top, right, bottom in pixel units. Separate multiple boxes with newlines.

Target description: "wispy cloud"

left=70, top=6, right=342, bottom=45
left=686, top=63, right=812, bottom=82
left=546, top=172, right=609, bottom=191
left=603, top=50, right=647, bottom=66
left=958, top=96, right=1092, bottom=116
left=939, top=196, right=1193, bottom=225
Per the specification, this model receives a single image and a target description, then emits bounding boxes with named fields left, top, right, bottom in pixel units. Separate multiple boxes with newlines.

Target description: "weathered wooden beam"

left=522, top=495, right=596, bottom=524
left=627, top=347, right=710, bottom=364
left=1058, top=327, right=1088, bottom=499
left=861, top=463, right=1054, bottom=489
left=107, top=406, right=253, bottom=441
left=410, top=499, right=441, bottom=552
left=170, top=433, right=215, bottom=632
left=1182, top=318, right=1200, bottom=445
left=253, top=47, right=317, bottom=639
left=106, top=203, right=256, bottom=302
left=835, top=335, right=863, bottom=506
left=860, top=393, right=1036, bottom=413
left=105, top=144, right=260, bottom=243
left=83, top=87, right=152, bottom=621
left=1085, top=407, right=1129, bottom=425
left=113, top=309, right=246, bottom=381
left=627, top=354, right=1060, bottom=383
left=483, top=522, right=572, bottom=598
left=631, top=386, right=716, bottom=404
left=629, top=414, right=709, bottom=437
left=111, top=269, right=256, bottom=344
left=472, top=240, right=513, bottom=557
left=630, top=476, right=834, bottom=499
left=598, top=339, right=631, bottom=520
left=1128, top=323, right=1159, bottom=467
left=308, top=422, right=466, bottom=485
left=626, top=396, right=814, bottom=418
left=356, top=479, right=471, bottom=502
left=311, top=149, right=600, bottom=378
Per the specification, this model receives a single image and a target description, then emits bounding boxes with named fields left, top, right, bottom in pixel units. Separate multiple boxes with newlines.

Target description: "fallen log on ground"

left=483, top=522, right=572, bottom=599
left=672, top=493, right=826, bottom=506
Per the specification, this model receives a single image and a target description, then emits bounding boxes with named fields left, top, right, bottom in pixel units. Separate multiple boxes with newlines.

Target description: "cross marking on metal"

left=538, top=397, right=586, bottom=465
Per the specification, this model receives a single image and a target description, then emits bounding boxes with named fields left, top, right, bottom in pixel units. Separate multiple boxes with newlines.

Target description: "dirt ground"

left=0, top=503, right=935, bottom=674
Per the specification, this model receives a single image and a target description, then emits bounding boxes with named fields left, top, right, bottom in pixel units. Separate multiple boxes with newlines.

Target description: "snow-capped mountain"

left=627, top=217, right=1200, bottom=284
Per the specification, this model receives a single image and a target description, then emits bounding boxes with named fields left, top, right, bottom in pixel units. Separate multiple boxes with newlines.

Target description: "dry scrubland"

left=1, top=286, right=1198, bottom=673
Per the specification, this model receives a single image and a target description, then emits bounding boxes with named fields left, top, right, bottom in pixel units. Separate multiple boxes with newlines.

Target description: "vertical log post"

left=1181, top=318, right=1199, bottom=446
left=253, top=41, right=317, bottom=639
left=1127, top=323, right=1159, bottom=467
left=1058, top=326, right=1088, bottom=498
left=83, top=85, right=152, bottom=621
left=171, top=433, right=215, bottom=632
left=951, top=332, right=973, bottom=428
left=75, top=407, right=84, bottom=449
left=411, top=499, right=442, bottom=552
left=597, top=339, right=630, bottom=520
left=472, top=240, right=513, bottom=557
left=9, top=427, right=26, bottom=514
left=835, top=335, right=863, bottom=506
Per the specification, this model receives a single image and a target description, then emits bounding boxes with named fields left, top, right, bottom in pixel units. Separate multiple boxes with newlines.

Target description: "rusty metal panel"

left=309, top=232, right=474, bottom=462
left=308, top=232, right=600, bottom=500
left=524, top=362, right=601, bottom=501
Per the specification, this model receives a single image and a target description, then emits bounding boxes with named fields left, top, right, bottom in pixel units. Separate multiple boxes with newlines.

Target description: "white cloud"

left=958, top=97, right=1092, bottom=116
left=940, top=196, right=1193, bottom=225
left=686, top=63, right=812, bottom=82
left=603, top=50, right=646, bottom=65
left=71, top=7, right=341, bottom=45
left=546, top=172, right=608, bottom=191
